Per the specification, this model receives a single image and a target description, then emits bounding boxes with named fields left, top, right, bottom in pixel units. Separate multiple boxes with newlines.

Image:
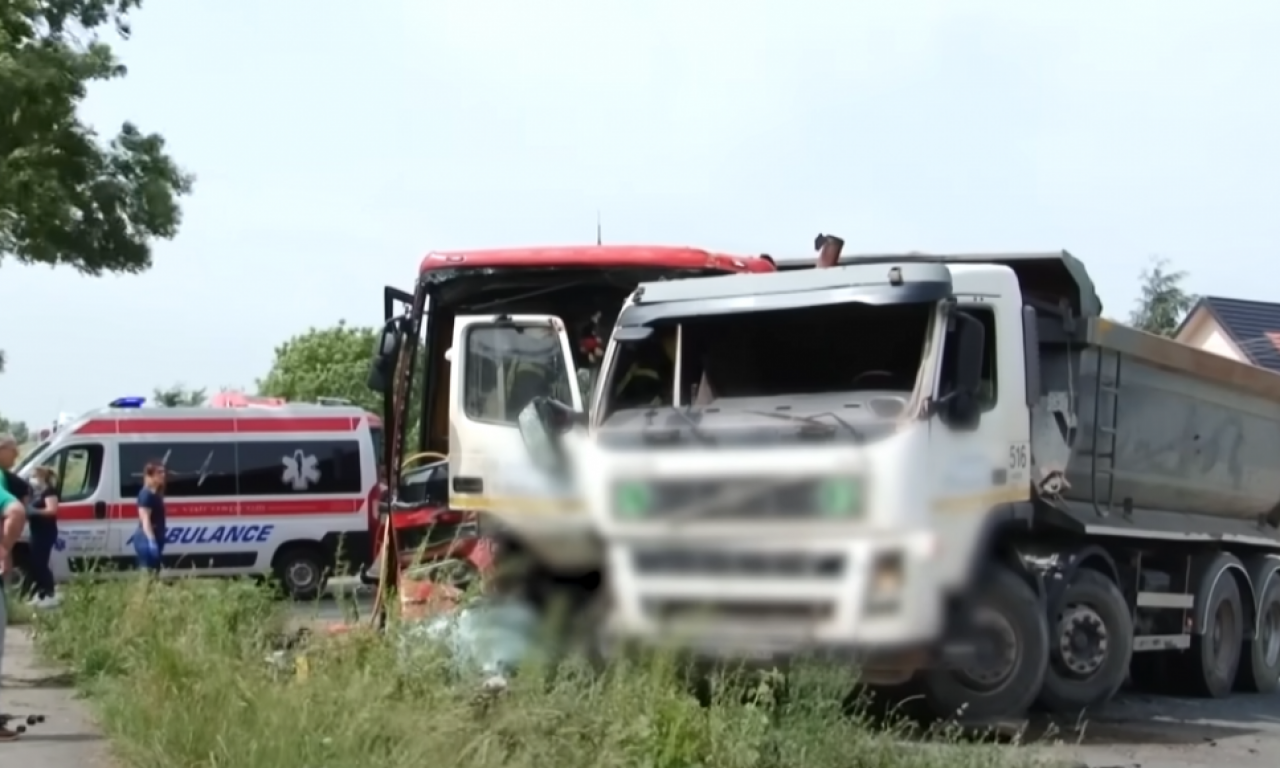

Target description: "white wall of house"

left=1175, top=309, right=1247, bottom=362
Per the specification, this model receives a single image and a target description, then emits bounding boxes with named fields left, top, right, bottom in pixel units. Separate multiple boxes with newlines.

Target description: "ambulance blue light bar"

left=109, top=397, right=147, bottom=409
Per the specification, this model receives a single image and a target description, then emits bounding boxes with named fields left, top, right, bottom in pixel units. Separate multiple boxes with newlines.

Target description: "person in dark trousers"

left=0, top=433, right=29, bottom=742
left=133, top=462, right=167, bottom=574
left=25, top=465, right=60, bottom=607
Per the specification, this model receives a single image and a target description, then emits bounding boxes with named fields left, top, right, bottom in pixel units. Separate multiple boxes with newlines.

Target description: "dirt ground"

left=1041, top=688, right=1280, bottom=768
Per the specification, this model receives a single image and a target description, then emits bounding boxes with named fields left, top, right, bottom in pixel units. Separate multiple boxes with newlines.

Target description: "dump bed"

left=1036, top=316, right=1280, bottom=543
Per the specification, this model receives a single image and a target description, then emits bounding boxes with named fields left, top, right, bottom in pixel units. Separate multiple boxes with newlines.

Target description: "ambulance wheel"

left=7, top=543, right=31, bottom=595
left=274, top=545, right=329, bottom=601
left=918, top=565, right=1049, bottom=722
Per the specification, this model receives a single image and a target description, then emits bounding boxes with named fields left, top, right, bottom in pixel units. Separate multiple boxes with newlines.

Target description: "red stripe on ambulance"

left=56, top=498, right=364, bottom=522
left=74, top=416, right=361, bottom=435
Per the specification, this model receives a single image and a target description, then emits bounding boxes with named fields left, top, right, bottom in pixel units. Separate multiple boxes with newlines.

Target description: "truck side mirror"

left=947, top=313, right=986, bottom=427
left=367, top=322, right=403, bottom=393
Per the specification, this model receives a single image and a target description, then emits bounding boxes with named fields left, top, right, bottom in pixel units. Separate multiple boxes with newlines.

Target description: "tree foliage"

left=257, top=322, right=382, bottom=412
left=0, top=0, right=194, bottom=275
left=1129, top=256, right=1196, bottom=338
left=153, top=383, right=206, bottom=407
left=0, top=415, right=30, bottom=444
left=257, top=322, right=425, bottom=443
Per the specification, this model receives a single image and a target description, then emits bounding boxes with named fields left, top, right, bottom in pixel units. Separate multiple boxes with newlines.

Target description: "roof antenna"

left=596, top=211, right=602, bottom=246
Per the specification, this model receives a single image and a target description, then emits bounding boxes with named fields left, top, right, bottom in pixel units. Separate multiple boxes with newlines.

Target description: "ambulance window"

left=118, top=442, right=238, bottom=497
left=45, top=444, right=104, bottom=502
left=238, top=440, right=363, bottom=496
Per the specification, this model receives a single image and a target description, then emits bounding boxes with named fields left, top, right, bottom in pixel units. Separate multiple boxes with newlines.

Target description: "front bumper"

left=603, top=528, right=946, bottom=667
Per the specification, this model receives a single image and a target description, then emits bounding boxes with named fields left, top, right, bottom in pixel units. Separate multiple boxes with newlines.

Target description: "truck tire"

left=1185, top=560, right=1244, bottom=698
left=1036, top=568, right=1133, bottom=714
left=274, top=545, right=330, bottom=602
left=1236, top=572, right=1280, bottom=694
left=919, top=565, right=1049, bottom=722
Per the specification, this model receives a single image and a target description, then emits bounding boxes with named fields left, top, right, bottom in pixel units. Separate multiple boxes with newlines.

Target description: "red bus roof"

left=419, top=245, right=774, bottom=275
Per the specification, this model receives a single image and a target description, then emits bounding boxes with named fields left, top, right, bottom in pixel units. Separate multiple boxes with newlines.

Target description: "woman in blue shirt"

left=133, top=462, right=167, bottom=574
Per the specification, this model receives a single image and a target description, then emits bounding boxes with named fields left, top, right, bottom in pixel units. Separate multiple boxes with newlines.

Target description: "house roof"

left=1184, top=296, right=1280, bottom=372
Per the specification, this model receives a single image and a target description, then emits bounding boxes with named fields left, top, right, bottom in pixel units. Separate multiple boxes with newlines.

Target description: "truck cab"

left=526, top=259, right=1032, bottom=665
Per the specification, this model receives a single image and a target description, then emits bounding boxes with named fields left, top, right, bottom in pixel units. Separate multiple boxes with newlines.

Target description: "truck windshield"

left=604, top=300, right=934, bottom=411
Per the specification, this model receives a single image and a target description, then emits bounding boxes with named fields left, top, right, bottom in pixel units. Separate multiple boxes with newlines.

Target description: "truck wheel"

left=275, top=546, right=330, bottom=602
left=1185, top=562, right=1244, bottom=698
left=1036, top=568, right=1133, bottom=714
left=920, top=565, right=1049, bottom=722
left=1236, top=572, right=1280, bottom=694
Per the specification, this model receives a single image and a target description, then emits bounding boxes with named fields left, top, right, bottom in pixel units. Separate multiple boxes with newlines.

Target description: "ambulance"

left=13, top=396, right=382, bottom=600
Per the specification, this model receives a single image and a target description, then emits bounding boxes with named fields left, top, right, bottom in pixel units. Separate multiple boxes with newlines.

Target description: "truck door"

left=448, top=315, right=583, bottom=514
left=930, top=300, right=1030, bottom=587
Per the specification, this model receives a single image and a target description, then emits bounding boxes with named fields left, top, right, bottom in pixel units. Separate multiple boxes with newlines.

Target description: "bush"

left=34, top=577, right=1041, bottom=768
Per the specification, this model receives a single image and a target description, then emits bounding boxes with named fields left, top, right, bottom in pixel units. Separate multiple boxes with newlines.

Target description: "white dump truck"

left=507, top=249, right=1280, bottom=722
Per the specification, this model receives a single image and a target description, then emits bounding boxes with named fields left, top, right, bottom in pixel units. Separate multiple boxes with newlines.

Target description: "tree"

left=1, top=0, right=193, bottom=276
left=258, top=322, right=382, bottom=412
left=153, top=384, right=207, bottom=407
left=257, top=321, right=424, bottom=439
left=1129, top=256, right=1196, bottom=338
left=0, top=416, right=30, bottom=444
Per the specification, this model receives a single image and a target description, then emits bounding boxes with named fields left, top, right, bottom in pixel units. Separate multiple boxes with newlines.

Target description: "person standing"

left=0, top=434, right=29, bottom=742
left=25, top=466, right=60, bottom=607
left=133, top=462, right=167, bottom=574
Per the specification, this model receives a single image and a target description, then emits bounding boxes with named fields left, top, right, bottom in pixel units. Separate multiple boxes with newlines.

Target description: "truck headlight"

left=615, top=481, right=652, bottom=519
left=816, top=478, right=863, bottom=518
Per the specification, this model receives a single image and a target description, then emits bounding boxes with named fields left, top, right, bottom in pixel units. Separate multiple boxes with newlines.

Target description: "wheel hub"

left=289, top=561, right=317, bottom=590
left=956, top=607, right=1019, bottom=690
left=1055, top=605, right=1108, bottom=677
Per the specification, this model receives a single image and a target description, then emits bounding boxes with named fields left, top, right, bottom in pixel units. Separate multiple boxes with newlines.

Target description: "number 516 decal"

left=1008, top=443, right=1029, bottom=470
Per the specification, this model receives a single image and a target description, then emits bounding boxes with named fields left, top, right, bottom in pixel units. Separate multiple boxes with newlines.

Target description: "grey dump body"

left=786, top=250, right=1280, bottom=546
left=1036, top=316, right=1280, bottom=544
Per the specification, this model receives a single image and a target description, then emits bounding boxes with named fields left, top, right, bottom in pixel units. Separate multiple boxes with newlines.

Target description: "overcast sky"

left=3, top=0, right=1278, bottom=426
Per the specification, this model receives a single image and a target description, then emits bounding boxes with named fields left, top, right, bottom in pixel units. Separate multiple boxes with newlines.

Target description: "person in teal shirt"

left=0, top=433, right=29, bottom=741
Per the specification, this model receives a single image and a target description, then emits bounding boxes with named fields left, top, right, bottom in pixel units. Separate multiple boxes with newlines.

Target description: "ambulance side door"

left=448, top=315, right=583, bottom=515
left=41, top=441, right=113, bottom=573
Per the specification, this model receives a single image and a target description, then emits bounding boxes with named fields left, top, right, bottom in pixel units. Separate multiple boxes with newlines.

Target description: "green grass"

left=33, top=577, right=1046, bottom=768
left=4, top=585, right=32, bottom=625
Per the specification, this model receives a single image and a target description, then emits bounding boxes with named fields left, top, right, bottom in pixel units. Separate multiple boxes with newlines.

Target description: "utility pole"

left=596, top=211, right=602, bottom=246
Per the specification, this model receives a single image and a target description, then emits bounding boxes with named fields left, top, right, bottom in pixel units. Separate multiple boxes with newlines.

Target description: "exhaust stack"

left=814, top=233, right=845, bottom=268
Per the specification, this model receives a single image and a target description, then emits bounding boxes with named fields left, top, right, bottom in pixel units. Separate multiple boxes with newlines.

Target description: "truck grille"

left=643, top=599, right=834, bottom=624
left=632, top=547, right=845, bottom=579
left=633, top=477, right=827, bottom=521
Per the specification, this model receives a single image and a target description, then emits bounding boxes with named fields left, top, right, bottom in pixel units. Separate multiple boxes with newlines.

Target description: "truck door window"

left=464, top=324, right=573, bottom=425
left=937, top=307, right=998, bottom=410
left=42, top=445, right=105, bottom=502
